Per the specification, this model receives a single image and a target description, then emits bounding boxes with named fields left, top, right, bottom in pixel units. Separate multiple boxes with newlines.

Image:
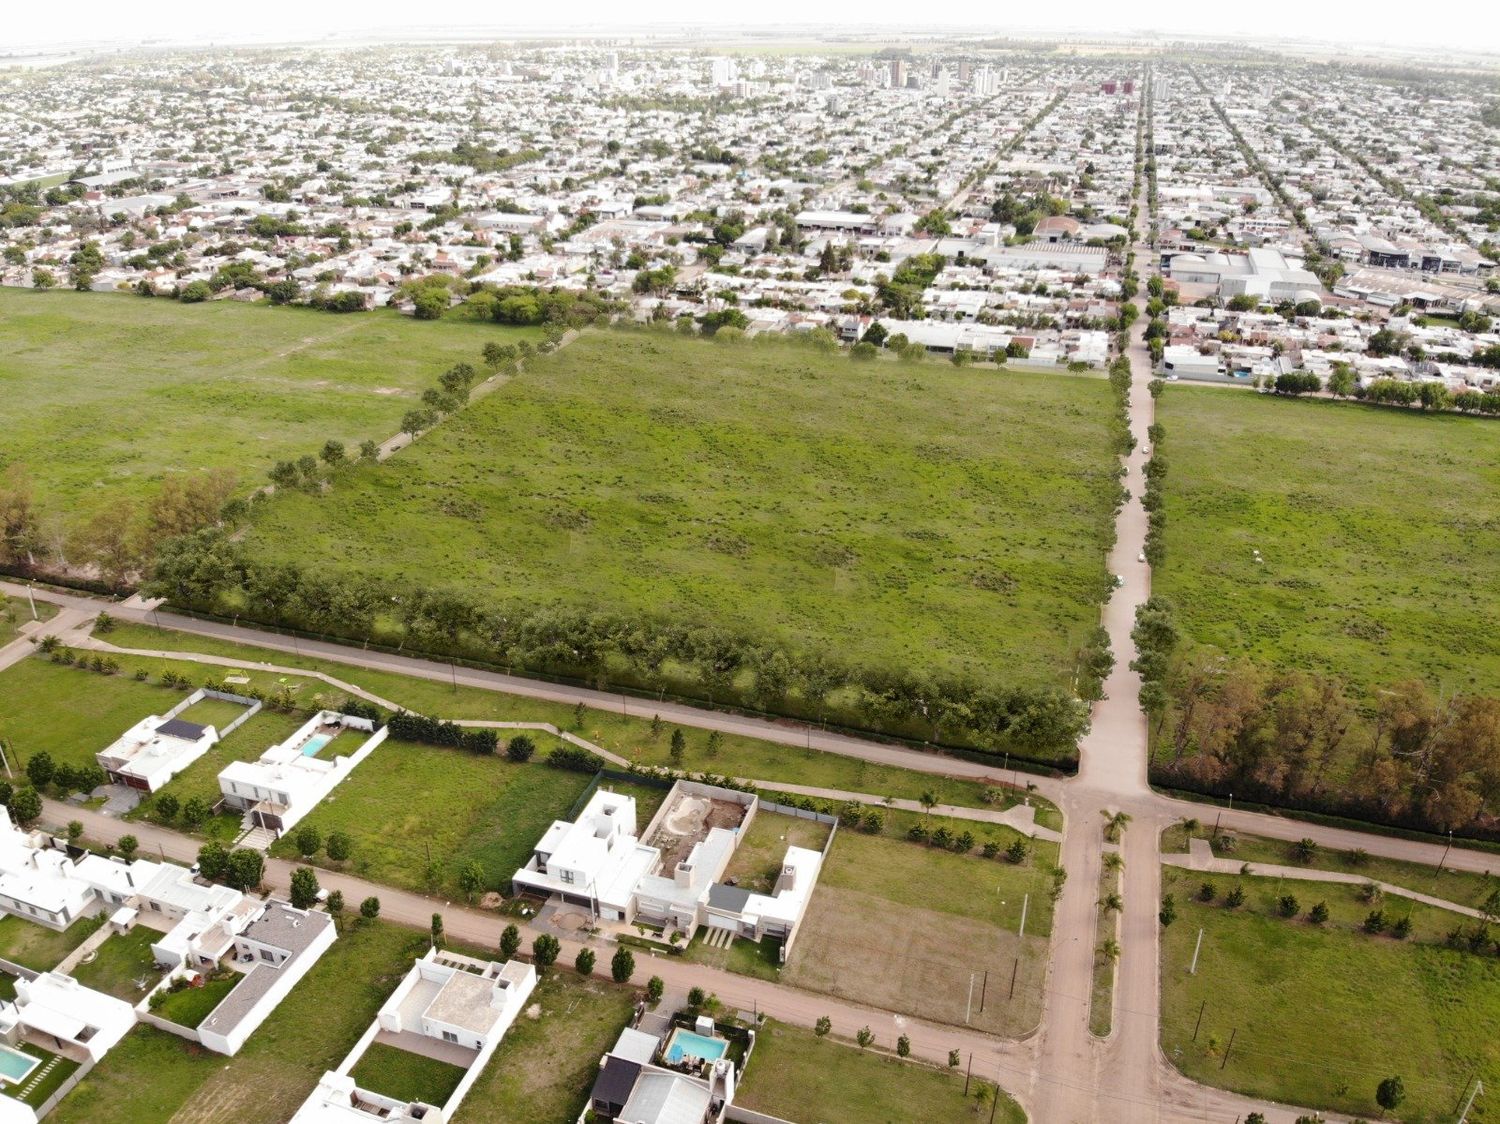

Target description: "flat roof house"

left=588, top=1025, right=735, bottom=1124
left=96, top=688, right=259, bottom=793
left=219, top=711, right=387, bottom=839
left=290, top=949, right=536, bottom=1124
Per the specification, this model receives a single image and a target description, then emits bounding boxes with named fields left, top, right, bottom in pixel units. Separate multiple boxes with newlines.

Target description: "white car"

left=1138, top=552, right=1147, bottom=563
left=1113, top=574, right=1125, bottom=588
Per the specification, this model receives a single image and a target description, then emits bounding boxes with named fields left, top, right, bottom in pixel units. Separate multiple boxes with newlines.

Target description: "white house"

left=588, top=1025, right=736, bottom=1124
left=96, top=688, right=259, bottom=793
left=218, top=712, right=387, bottom=837
left=0, top=972, right=135, bottom=1063
left=289, top=949, right=536, bottom=1124
left=513, top=782, right=827, bottom=957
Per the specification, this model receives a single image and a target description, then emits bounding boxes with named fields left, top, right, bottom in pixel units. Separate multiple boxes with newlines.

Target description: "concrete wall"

left=199, top=919, right=337, bottom=1055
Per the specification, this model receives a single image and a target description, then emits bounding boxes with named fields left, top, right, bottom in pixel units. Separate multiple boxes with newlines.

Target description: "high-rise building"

left=710, top=57, right=737, bottom=88
left=958, top=60, right=972, bottom=83
left=889, top=59, right=908, bottom=89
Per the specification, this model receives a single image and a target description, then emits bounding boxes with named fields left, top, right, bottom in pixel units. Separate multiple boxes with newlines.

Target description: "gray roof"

left=157, top=718, right=207, bottom=740
left=590, top=1056, right=642, bottom=1113
left=706, top=883, right=751, bottom=912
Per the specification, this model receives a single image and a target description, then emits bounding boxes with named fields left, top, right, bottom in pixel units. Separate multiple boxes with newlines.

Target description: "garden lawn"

left=51, top=920, right=433, bottom=1124
left=100, top=619, right=1056, bottom=814
left=1161, top=869, right=1500, bottom=1123
left=9, top=1043, right=80, bottom=1108
left=239, top=329, right=1122, bottom=689
left=783, top=828, right=1055, bottom=1036
left=0, top=914, right=103, bottom=972
left=69, top=925, right=166, bottom=1002
left=0, top=288, right=538, bottom=535
left=737, top=1019, right=1025, bottom=1124
left=452, top=972, right=634, bottom=1123
left=719, top=811, right=832, bottom=893
left=1155, top=388, right=1500, bottom=701
left=347, top=1042, right=466, bottom=1107
left=266, top=742, right=592, bottom=899
left=153, top=973, right=241, bottom=1029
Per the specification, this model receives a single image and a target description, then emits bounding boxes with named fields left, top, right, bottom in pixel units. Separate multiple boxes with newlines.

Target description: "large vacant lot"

left=1155, top=388, right=1500, bottom=698
left=0, top=289, right=528, bottom=532
left=241, top=330, right=1122, bottom=686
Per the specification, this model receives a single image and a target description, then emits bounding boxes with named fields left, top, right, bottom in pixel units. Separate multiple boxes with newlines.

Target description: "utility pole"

left=1189, top=927, right=1204, bottom=974
left=1192, top=999, right=1205, bottom=1042
left=26, top=583, right=37, bottom=621
left=1019, top=893, right=1029, bottom=941
left=964, top=1052, right=972, bottom=1095
left=1220, top=1027, right=1236, bottom=1069
left=988, top=1059, right=1002, bottom=1124
left=979, top=970, right=988, bottom=1013
left=1438, top=829, right=1453, bottom=873
left=966, top=972, right=975, bottom=1024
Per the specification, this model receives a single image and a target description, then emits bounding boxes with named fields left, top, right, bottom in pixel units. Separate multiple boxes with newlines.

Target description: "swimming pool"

left=300, top=733, right=334, bottom=757
left=0, top=1044, right=39, bottom=1085
left=663, top=1028, right=728, bottom=1066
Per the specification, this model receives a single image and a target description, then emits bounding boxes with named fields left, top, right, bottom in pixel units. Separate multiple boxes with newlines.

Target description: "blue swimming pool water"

left=664, top=1029, right=727, bottom=1065
left=0, top=1044, right=39, bottom=1084
left=300, top=733, right=333, bottom=757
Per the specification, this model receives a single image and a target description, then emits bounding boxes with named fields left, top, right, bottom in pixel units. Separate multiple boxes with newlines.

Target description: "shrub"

left=1277, top=895, right=1300, bottom=919
left=1308, top=901, right=1329, bottom=925
left=506, top=735, right=536, bottom=763
left=575, top=948, right=596, bottom=976
left=1224, top=886, right=1246, bottom=909
left=1198, top=882, right=1216, bottom=902
left=611, top=946, right=635, bottom=983
left=547, top=746, right=604, bottom=773
left=1363, top=910, right=1387, bottom=934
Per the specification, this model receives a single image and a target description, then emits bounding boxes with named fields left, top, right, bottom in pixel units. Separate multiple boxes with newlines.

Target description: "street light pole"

left=1438, top=829, right=1453, bottom=873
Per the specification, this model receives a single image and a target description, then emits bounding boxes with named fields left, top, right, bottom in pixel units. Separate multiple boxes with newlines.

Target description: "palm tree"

left=919, top=790, right=938, bottom=817
left=1101, top=809, right=1132, bottom=843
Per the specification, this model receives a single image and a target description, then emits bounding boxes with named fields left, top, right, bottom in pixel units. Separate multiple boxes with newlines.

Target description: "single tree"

left=154, top=793, right=180, bottom=822
left=687, top=986, right=707, bottom=1011
left=1224, top=885, right=1246, bottom=909
left=896, top=1034, right=911, bottom=1058
left=532, top=934, right=560, bottom=970
left=25, top=750, right=55, bottom=790
left=919, top=790, right=938, bottom=817
left=9, top=787, right=42, bottom=827
left=319, top=440, right=346, bottom=468
left=197, top=841, right=230, bottom=882
left=506, top=735, right=536, bottom=763
left=706, top=730, right=723, bottom=758
left=290, top=866, right=320, bottom=910
left=325, top=831, right=352, bottom=863
left=226, top=849, right=265, bottom=891
left=182, top=796, right=210, bottom=828
left=815, top=1015, right=832, bottom=1037
left=1278, top=894, right=1300, bottom=919
left=295, top=825, right=322, bottom=858
left=855, top=1026, right=874, bottom=1049
left=430, top=912, right=445, bottom=949
left=500, top=924, right=522, bottom=960
left=457, top=860, right=485, bottom=901
left=1292, top=837, right=1318, bottom=864
left=1376, top=1076, right=1405, bottom=1114
left=327, top=890, right=344, bottom=920
left=611, top=946, right=635, bottom=983
left=117, top=835, right=139, bottom=861
left=576, top=948, right=596, bottom=976
left=646, top=976, right=664, bottom=1005
left=1159, top=893, right=1177, bottom=927
left=949, top=1049, right=961, bottom=1068
left=66, top=820, right=84, bottom=844
left=360, top=896, right=380, bottom=922
left=669, top=728, right=686, bottom=766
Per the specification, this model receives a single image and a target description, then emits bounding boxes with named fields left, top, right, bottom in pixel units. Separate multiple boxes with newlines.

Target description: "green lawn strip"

left=100, top=620, right=1041, bottom=812
left=153, top=973, right=241, bottom=1029
left=1163, top=822, right=1499, bottom=912
left=1156, top=387, right=1500, bottom=706
left=1090, top=864, right=1120, bottom=1037
left=68, top=925, right=166, bottom=1003
left=51, top=920, right=433, bottom=1124
left=0, top=914, right=104, bottom=972
left=13, top=1043, right=80, bottom=1106
left=267, top=741, right=592, bottom=899
left=451, top=971, right=635, bottom=1123
left=0, top=288, right=540, bottom=535
left=0, top=972, right=16, bottom=1001
left=0, top=595, right=56, bottom=646
left=679, top=929, right=785, bottom=981
left=346, top=1041, right=466, bottom=1106
left=736, top=1019, right=1025, bottom=1124
left=1162, top=870, right=1499, bottom=1123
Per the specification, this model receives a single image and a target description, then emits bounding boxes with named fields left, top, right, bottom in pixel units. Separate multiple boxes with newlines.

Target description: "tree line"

left=1138, top=598, right=1500, bottom=840
left=145, top=530, right=1091, bottom=767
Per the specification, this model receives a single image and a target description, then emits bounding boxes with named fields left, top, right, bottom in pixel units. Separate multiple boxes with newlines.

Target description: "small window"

left=441, top=1031, right=458, bottom=1043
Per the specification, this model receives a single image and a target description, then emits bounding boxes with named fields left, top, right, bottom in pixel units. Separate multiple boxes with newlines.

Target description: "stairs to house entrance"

left=234, top=823, right=277, bottom=852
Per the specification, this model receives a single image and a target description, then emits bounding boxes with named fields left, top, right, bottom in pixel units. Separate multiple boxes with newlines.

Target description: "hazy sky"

left=8, top=0, right=1496, bottom=55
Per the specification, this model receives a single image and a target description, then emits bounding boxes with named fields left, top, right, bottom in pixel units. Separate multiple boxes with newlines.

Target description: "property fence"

left=726, top=1106, right=794, bottom=1124
left=0, top=956, right=36, bottom=982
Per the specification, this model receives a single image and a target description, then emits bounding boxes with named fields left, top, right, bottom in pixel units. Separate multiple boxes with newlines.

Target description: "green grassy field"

left=0, top=595, right=54, bottom=646
left=266, top=740, right=593, bottom=899
left=1161, top=870, right=1500, bottom=1122
left=51, top=920, right=433, bottom=1124
left=154, top=973, right=241, bottom=1029
left=1155, top=388, right=1500, bottom=699
left=737, top=1020, right=1026, bottom=1124
left=238, top=329, right=1121, bottom=687
left=0, top=288, right=536, bottom=533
